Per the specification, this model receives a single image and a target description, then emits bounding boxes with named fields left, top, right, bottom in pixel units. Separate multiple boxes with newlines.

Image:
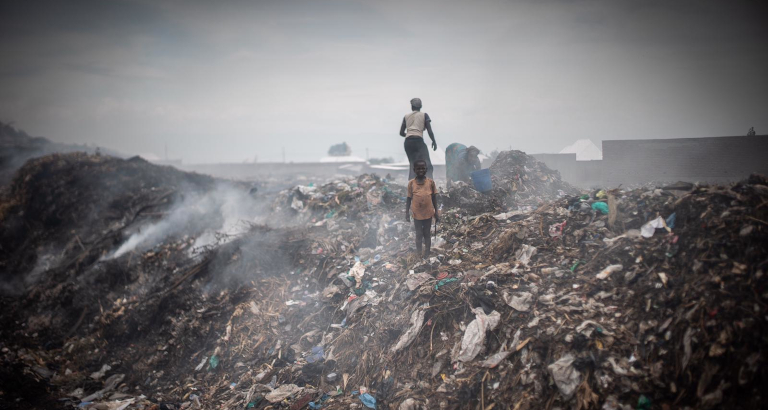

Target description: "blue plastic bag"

left=359, top=393, right=377, bottom=409
left=665, top=212, right=676, bottom=229
left=305, top=346, right=324, bottom=363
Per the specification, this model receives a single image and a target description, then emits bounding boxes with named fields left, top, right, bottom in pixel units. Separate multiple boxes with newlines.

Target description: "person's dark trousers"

left=414, top=218, right=432, bottom=256
left=404, top=137, right=434, bottom=180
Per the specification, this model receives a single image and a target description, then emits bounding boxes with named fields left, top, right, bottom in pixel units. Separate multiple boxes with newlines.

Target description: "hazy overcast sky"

left=1, top=0, right=766, bottom=163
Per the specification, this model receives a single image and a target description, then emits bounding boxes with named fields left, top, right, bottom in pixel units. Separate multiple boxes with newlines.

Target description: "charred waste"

left=0, top=150, right=766, bottom=410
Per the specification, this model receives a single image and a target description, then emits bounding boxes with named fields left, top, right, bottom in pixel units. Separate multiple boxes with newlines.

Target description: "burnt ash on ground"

left=0, top=151, right=766, bottom=410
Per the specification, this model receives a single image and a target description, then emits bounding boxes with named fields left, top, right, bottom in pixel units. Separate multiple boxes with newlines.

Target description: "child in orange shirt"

left=405, top=159, right=439, bottom=258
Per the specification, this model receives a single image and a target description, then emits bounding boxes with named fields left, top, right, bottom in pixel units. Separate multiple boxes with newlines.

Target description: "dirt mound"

left=0, top=151, right=766, bottom=410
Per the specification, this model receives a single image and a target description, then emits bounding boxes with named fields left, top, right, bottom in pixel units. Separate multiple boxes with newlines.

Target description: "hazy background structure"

left=1, top=0, right=767, bottom=165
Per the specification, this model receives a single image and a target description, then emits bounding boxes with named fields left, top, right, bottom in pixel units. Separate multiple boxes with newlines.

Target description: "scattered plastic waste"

left=547, top=353, right=581, bottom=399
left=665, top=212, right=676, bottom=229
left=305, top=346, right=324, bottom=363
left=208, top=355, right=219, bottom=369
left=405, top=272, right=433, bottom=291
left=640, top=215, right=671, bottom=237
left=265, top=384, right=302, bottom=403
left=435, top=277, right=458, bottom=290
left=350, top=262, right=366, bottom=288
left=391, top=307, right=426, bottom=353
left=480, top=350, right=512, bottom=368
left=636, top=395, right=651, bottom=410
left=591, top=201, right=609, bottom=214
left=514, top=244, right=537, bottom=265
left=596, top=264, right=623, bottom=280
left=359, top=393, right=377, bottom=409
left=503, top=291, right=533, bottom=311
left=456, top=308, right=501, bottom=362
left=89, top=364, right=111, bottom=380
left=2, top=151, right=766, bottom=410
left=548, top=220, right=567, bottom=237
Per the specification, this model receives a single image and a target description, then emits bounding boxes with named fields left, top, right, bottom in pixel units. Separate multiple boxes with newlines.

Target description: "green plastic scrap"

left=353, top=281, right=374, bottom=296
left=209, top=355, right=219, bottom=369
left=325, top=209, right=337, bottom=219
left=246, top=396, right=263, bottom=408
left=435, top=277, right=458, bottom=290
left=591, top=202, right=609, bottom=215
left=570, top=261, right=582, bottom=272
left=636, top=395, right=651, bottom=410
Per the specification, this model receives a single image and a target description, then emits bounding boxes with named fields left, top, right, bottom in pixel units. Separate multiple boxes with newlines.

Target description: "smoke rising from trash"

left=1, top=135, right=767, bottom=409
left=107, top=183, right=271, bottom=260
left=1, top=0, right=767, bottom=408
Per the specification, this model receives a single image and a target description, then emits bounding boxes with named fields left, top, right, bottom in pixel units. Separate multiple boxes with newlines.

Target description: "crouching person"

left=405, top=159, right=439, bottom=258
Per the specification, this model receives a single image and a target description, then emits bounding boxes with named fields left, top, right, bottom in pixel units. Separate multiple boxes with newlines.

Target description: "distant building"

left=319, top=155, right=366, bottom=163
left=559, top=139, right=602, bottom=161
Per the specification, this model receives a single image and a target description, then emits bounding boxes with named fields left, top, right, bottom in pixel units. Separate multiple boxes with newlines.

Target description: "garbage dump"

left=0, top=151, right=766, bottom=409
left=441, top=150, right=578, bottom=215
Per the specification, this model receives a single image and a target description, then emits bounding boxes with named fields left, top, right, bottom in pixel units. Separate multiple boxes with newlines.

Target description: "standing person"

left=400, top=98, right=437, bottom=180
left=405, top=159, right=439, bottom=258
left=445, top=143, right=481, bottom=188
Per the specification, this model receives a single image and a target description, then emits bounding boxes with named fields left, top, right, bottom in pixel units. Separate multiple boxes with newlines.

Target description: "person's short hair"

left=410, top=98, right=422, bottom=109
left=413, top=159, right=427, bottom=168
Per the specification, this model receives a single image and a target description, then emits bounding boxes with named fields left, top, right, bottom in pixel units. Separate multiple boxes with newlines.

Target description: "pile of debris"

left=0, top=153, right=221, bottom=294
left=489, top=149, right=576, bottom=202
left=441, top=149, right=578, bottom=214
left=0, top=121, right=121, bottom=185
left=0, top=151, right=766, bottom=410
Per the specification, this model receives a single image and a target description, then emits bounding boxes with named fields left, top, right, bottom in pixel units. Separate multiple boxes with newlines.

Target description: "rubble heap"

left=489, top=150, right=575, bottom=200
left=441, top=150, right=578, bottom=214
left=0, top=121, right=122, bottom=185
left=0, top=151, right=766, bottom=410
left=0, top=153, right=217, bottom=293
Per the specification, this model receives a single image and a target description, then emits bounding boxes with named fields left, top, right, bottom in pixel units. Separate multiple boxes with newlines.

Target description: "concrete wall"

left=533, top=135, right=768, bottom=188
left=602, top=135, right=768, bottom=186
left=532, top=153, right=603, bottom=189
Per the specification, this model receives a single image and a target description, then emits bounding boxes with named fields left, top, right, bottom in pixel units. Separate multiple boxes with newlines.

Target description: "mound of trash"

left=441, top=150, right=578, bottom=214
left=0, top=151, right=766, bottom=410
left=0, top=153, right=220, bottom=293
left=0, top=121, right=123, bottom=186
left=489, top=150, right=574, bottom=198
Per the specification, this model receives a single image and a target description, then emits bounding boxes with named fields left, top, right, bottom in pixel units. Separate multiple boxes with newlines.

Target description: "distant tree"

left=747, top=127, right=756, bottom=136
left=328, top=142, right=352, bottom=156
left=368, top=157, right=394, bottom=165
left=488, top=149, right=501, bottom=162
